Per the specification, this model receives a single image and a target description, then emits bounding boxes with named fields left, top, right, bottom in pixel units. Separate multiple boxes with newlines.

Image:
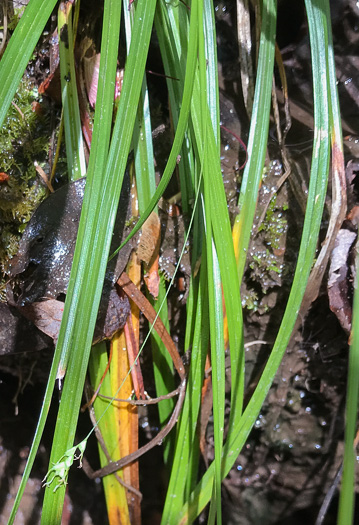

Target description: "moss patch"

left=0, top=76, right=53, bottom=299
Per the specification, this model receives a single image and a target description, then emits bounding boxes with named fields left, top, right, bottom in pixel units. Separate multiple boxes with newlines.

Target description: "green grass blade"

left=177, top=0, right=332, bottom=520
left=206, top=240, right=225, bottom=525
left=161, top=251, right=209, bottom=523
left=58, top=2, right=86, bottom=181
left=57, top=0, right=123, bottom=389
left=160, top=178, right=206, bottom=524
left=302, top=0, right=346, bottom=312
left=154, top=1, right=196, bottom=210
left=188, top=52, right=245, bottom=443
left=8, top=333, right=68, bottom=523
left=109, top=2, right=199, bottom=262
left=204, top=0, right=219, bottom=144
left=157, top=3, right=207, bottom=520
left=232, top=0, right=277, bottom=284
left=0, top=0, right=58, bottom=129
left=88, top=343, right=131, bottom=521
left=122, top=4, right=156, bottom=213
left=123, top=0, right=176, bottom=464
left=204, top=105, right=244, bottom=427
left=338, top=262, right=359, bottom=523
left=198, top=114, right=244, bottom=522
left=199, top=1, right=223, bottom=520
left=158, top=1, right=244, bottom=519
left=41, top=0, right=156, bottom=521
left=177, top=0, right=245, bottom=431
left=132, top=80, right=157, bottom=211
left=149, top=281, right=176, bottom=464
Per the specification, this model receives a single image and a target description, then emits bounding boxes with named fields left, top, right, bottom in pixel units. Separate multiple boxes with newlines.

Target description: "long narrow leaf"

left=199, top=2, right=224, bottom=521
left=58, top=2, right=86, bottom=181
left=41, top=0, right=155, bottom=520
left=232, top=0, right=277, bottom=284
left=178, top=0, right=331, bottom=519
left=88, top=343, right=131, bottom=524
left=161, top=250, right=210, bottom=523
left=0, top=0, right=57, bottom=128
left=338, top=260, right=359, bottom=523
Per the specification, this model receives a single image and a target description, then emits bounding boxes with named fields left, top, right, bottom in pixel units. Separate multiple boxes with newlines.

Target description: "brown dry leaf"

left=328, top=226, right=356, bottom=335
left=138, top=211, right=161, bottom=298
left=0, top=303, right=53, bottom=356
left=123, top=316, right=145, bottom=400
left=83, top=48, right=100, bottom=109
left=144, top=256, right=160, bottom=298
left=118, top=272, right=185, bottom=381
left=20, top=288, right=130, bottom=345
left=137, top=211, right=161, bottom=266
left=21, top=299, right=64, bottom=342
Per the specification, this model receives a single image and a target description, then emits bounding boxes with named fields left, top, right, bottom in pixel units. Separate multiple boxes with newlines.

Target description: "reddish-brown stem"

left=220, top=124, right=248, bottom=170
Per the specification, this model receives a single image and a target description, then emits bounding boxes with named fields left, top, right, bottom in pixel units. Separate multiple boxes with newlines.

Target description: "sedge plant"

left=0, top=0, right=355, bottom=524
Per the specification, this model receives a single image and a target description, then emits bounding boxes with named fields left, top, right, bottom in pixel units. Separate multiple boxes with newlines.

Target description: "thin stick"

left=34, top=161, right=55, bottom=193
left=98, top=386, right=181, bottom=405
left=81, top=343, right=114, bottom=412
left=82, top=385, right=142, bottom=499
left=88, top=378, right=186, bottom=478
left=118, top=272, right=186, bottom=382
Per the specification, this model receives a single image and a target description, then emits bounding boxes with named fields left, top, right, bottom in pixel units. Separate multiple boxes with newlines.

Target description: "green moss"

left=257, top=195, right=287, bottom=250
left=0, top=75, right=52, bottom=298
left=241, top=289, right=259, bottom=311
left=243, top=186, right=288, bottom=313
left=250, top=250, right=282, bottom=275
left=7, top=6, right=27, bottom=31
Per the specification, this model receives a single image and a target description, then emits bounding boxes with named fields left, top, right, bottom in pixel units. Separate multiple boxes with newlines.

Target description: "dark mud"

left=211, top=1, right=359, bottom=523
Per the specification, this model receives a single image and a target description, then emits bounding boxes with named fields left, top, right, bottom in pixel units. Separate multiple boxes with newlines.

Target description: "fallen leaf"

left=7, top=175, right=135, bottom=344
left=328, top=226, right=356, bottom=334
left=137, top=211, right=161, bottom=266
left=0, top=303, right=53, bottom=356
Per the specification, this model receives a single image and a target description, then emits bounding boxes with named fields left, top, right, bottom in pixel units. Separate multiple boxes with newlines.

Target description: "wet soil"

left=214, top=0, right=359, bottom=523
left=1, top=1, right=359, bottom=524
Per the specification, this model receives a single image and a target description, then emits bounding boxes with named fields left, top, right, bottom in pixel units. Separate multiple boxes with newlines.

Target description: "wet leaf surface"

left=0, top=302, right=53, bottom=356
left=7, top=175, right=134, bottom=343
left=327, top=161, right=359, bottom=335
left=328, top=227, right=356, bottom=335
left=158, top=206, right=191, bottom=297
